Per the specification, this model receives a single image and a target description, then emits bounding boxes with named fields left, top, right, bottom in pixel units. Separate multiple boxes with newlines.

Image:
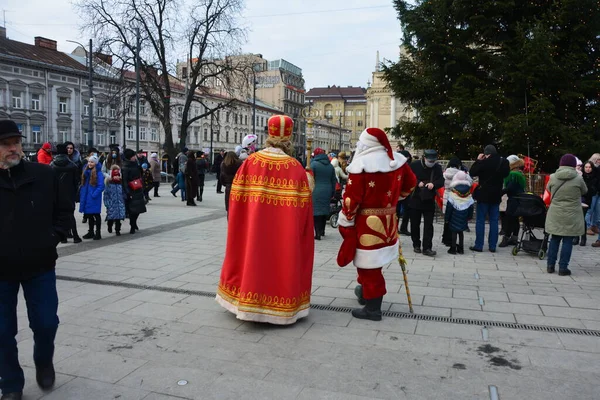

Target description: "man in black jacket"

left=50, top=144, right=82, bottom=244
left=409, top=150, right=444, bottom=256
left=469, top=145, right=510, bottom=252
left=213, top=149, right=225, bottom=194
left=0, top=120, right=70, bottom=400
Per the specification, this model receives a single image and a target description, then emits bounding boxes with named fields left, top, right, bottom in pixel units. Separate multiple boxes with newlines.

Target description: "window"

left=59, top=130, right=69, bottom=143
left=32, top=125, right=42, bottom=144
left=110, top=131, right=117, bottom=144
left=59, top=97, right=68, bottom=113
left=151, top=128, right=157, bottom=142
left=204, top=128, right=208, bottom=141
left=127, top=126, right=134, bottom=140
left=12, top=91, right=22, bottom=108
left=345, top=121, right=353, bottom=127
left=194, top=128, right=198, bottom=144
left=234, top=114, right=238, bottom=124
left=83, top=132, right=89, bottom=145
left=345, top=111, right=353, bottom=117
left=31, top=94, right=41, bottom=110
left=216, top=131, right=220, bottom=142
left=226, top=131, right=229, bottom=142
left=140, top=100, right=146, bottom=115
left=177, top=106, right=183, bottom=118
left=325, top=110, right=333, bottom=118
left=244, top=115, right=248, bottom=125
left=357, top=120, right=363, bottom=127
left=226, top=112, right=230, bottom=123
left=356, top=111, right=363, bottom=117
left=110, top=106, right=117, bottom=118
left=96, top=103, right=105, bottom=117
left=140, top=127, right=147, bottom=141
left=96, top=132, right=105, bottom=146
left=234, top=132, right=238, bottom=143
left=83, top=103, right=89, bottom=116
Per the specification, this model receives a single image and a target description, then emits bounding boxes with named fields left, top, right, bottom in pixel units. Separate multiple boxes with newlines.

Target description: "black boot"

left=93, top=223, right=101, bottom=240
left=107, top=220, right=113, bottom=233
left=573, top=236, right=580, bottom=245
left=580, top=234, right=586, bottom=246
left=115, top=220, right=121, bottom=236
left=199, top=187, right=204, bottom=202
left=72, top=225, right=82, bottom=243
left=82, top=218, right=94, bottom=239
left=352, top=297, right=383, bottom=321
left=35, top=363, right=55, bottom=390
left=498, top=236, right=510, bottom=248
left=354, top=285, right=366, bottom=305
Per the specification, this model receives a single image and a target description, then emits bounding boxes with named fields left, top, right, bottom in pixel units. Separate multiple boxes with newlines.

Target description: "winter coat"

left=104, top=177, right=126, bottom=221
left=50, top=154, right=79, bottom=212
left=545, top=166, right=587, bottom=237
left=469, top=155, right=510, bottom=204
left=331, top=158, right=348, bottom=183
left=442, top=167, right=472, bottom=212
left=79, top=167, right=105, bottom=214
left=186, top=158, right=199, bottom=186
left=37, top=148, right=53, bottom=165
left=582, top=169, right=599, bottom=206
left=213, top=153, right=224, bottom=174
left=310, top=153, right=337, bottom=216
left=408, top=159, right=444, bottom=211
left=196, top=157, right=209, bottom=176
left=122, top=160, right=147, bottom=215
left=0, top=160, right=71, bottom=281
left=69, top=149, right=83, bottom=171
left=444, top=184, right=474, bottom=233
left=150, top=159, right=161, bottom=182
left=221, top=159, right=243, bottom=212
left=503, top=170, right=526, bottom=198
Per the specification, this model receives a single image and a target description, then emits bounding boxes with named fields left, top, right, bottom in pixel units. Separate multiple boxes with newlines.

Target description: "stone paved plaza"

left=14, top=180, right=600, bottom=399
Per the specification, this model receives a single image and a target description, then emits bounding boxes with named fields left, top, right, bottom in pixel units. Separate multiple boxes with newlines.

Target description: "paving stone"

left=541, top=305, right=600, bottom=321
left=405, top=285, right=453, bottom=297
left=508, top=293, right=569, bottom=307
left=296, top=387, right=382, bottom=400
left=182, top=309, right=244, bottom=329
left=558, top=333, right=600, bottom=353
left=302, top=323, right=379, bottom=346
left=303, top=308, right=352, bottom=327
left=388, top=304, right=452, bottom=317
left=142, top=393, right=192, bottom=400
left=482, top=301, right=543, bottom=315
left=99, top=299, right=144, bottom=313
left=564, top=297, right=600, bottom=309
left=126, top=290, right=190, bottom=305
left=489, top=327, right=564, bottom=349
left=414, top=321, right=483, bottom=341
left=40, top=377, right=150, bottom=400
left=125, top=302, right=195, bottom=321
left=422, top=296, right=481, bottom=310
left=451, top=309, right=516, bottom=323
left=452, top=289, right=478, bottom=299
left=56, top=350, right=148, bottom=383
left=515, top=314, right=587, bottom=329
left=201, top=374, right=303, bottom=400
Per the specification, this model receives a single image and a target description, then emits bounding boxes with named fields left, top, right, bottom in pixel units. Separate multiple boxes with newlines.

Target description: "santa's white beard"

left=355, top=140, right=368, bottom=157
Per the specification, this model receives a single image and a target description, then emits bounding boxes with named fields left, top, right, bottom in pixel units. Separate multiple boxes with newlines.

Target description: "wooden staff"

left=397, top=237, right=414, bottom=313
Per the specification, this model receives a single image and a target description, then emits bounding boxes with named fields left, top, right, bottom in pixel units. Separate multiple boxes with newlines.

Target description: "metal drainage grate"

left=58, top=275, right=600, bottom=337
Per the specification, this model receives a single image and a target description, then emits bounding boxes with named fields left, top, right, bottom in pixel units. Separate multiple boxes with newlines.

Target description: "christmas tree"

left=383, top=0, right=600, bottom=169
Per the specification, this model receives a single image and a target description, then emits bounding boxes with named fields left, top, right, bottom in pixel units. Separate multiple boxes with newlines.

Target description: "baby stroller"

left=509, top=193, right=549, bottom=260
left=329, top=190, right=343, bottom=228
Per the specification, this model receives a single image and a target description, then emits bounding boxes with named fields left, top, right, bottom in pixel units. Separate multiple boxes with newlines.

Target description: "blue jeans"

left=474, top=202, right=500, bottom=250
left=585, top=195, right=599, bottom=227
left=547, top=235, right=574, bottom=271
left=0, top=271, right=59, bottom=394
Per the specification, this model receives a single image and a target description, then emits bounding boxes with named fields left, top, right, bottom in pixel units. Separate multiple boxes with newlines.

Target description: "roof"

left=305, top=85, right=367, bottom=100
left=0, top=37, right=87, bottom=73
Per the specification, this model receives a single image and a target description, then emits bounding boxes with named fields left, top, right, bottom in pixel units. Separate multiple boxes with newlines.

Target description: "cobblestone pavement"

left=14, top=184, right=600, bottom=399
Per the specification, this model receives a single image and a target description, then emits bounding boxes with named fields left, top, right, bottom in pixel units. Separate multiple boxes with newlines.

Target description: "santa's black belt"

left=359, top=207, right=396, bottom=216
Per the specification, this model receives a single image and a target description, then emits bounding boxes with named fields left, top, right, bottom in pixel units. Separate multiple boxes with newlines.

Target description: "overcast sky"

left=3, top=0, right=403, bottom=89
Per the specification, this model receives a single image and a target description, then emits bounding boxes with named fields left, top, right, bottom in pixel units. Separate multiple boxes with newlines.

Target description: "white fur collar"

left=347, top=146, right=406, bottom=174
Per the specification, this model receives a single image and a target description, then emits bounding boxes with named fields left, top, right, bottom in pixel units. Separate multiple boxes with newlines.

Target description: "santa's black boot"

left=352, top=297, right=383, bottom=321
left=354, top=285, right=366, bottom=305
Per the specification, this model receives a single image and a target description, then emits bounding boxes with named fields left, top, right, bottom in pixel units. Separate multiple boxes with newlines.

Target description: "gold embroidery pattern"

left=359, top=206, right=396, bottom=216
left=231, top=174, right=312, bottom=207
left=249, top=151, right=301, bottom=171
left=217, top=282, right=311, bottom=317
left=359, top=214, right=398, bottom=247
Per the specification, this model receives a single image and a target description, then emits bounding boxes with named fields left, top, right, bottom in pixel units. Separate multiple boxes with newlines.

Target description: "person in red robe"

left=337, top=127, right=417, bottom=321
left=216, top=115, right=315, bottom=325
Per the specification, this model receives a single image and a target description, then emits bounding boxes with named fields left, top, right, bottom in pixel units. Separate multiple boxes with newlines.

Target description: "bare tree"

left=74, top=0, right=250, bottom=159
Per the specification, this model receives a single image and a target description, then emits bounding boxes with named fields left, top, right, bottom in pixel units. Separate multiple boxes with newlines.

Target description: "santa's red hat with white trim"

left=358, top=127, right=397, bottom=167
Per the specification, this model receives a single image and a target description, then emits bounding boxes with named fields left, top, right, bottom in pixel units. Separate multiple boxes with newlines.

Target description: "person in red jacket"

left=337, top=127, right=417, bottom=321
left=36, top=142, right=53, bottom=165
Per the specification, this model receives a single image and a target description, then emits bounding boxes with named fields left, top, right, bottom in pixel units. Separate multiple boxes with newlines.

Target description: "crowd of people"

left=0, top=114, right=596, bottom=398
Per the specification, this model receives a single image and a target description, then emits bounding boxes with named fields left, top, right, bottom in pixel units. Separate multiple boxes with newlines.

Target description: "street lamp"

left=67, top=39, right=94, bottom=150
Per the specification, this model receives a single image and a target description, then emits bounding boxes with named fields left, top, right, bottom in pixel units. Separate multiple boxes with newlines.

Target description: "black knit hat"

left=123, top=148, right=136, bottom=160
left=56, top=144, right=68, bottom=155
left=0, top=120, right=25, bottom=140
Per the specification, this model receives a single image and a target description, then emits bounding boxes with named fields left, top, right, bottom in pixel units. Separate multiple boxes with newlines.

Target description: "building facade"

left=366, top=51, right=417, bottom=150
left=304, top=85, right=367, bottom=150
left=310, top=119, right=352, bottom=154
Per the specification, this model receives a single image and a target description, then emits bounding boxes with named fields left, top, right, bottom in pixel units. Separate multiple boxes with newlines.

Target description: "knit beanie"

left=123, top=148, right=136, bottom=160
left=484, top=145, right=497, bottom=155
left=88, top=155, right=99, bottom=165
left=559, top=154, right=577, bottom=168
left=142, top=163, right=148, bottom=169
left=450, top=171, right=471, bottom=188
left=56, top=144, right=68, bottom=155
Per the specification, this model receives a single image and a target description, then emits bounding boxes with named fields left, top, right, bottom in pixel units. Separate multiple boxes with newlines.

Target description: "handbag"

left=419, top=169, right=436, bottom=201
left=128, top=178, right=143, bottom=191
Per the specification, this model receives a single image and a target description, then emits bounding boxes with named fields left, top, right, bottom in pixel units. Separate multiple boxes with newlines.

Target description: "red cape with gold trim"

left=216, top=148, right=314, bottom=324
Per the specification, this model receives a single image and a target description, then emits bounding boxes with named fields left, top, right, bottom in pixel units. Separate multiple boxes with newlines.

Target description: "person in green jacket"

left=499, top=155, right=526, bottom=247
left=545, top=154, right=587, bottom=276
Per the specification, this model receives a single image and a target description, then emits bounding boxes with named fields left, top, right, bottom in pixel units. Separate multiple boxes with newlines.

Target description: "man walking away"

left=149, top=153, right=161, bottom=197
left=469, top=145, right=510, bottom=253
left=196, top=151, right=209, bottom=202
left=214, top=149, right=225, bottom=193
left=409, top=150, right=444, bottom=256
left=50, top=144, right=82, bottom=243
left=0, top=120, right=70, bottom=400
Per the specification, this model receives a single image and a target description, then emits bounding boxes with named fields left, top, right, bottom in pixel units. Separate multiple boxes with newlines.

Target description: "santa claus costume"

left=216, top=115, right=315, bottom=324
left=337, top=127, right=417, bottom=321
